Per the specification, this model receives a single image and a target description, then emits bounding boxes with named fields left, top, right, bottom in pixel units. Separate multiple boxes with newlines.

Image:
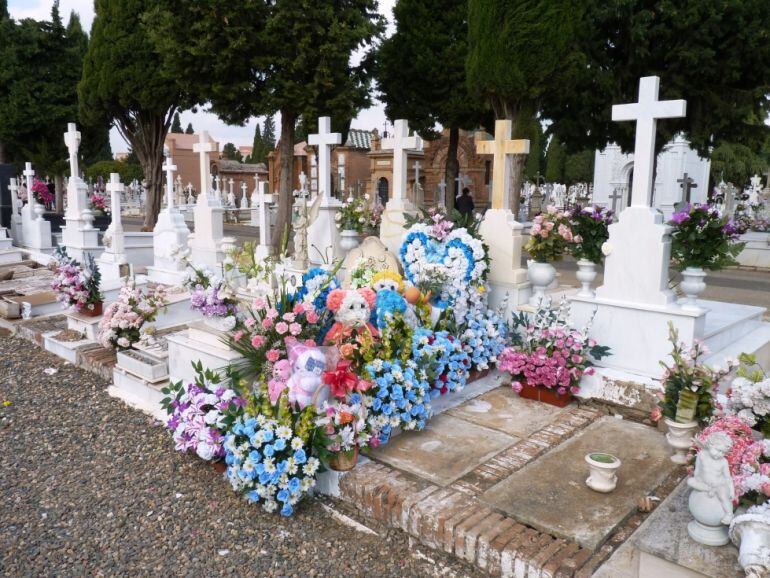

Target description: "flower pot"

left=729, top=509, right=770, bottom=576
left=528, top=261, right=556, bottom=307
left=688, top=488, right=730, bottom=546
left=575, top=259, right=598, bottom=298
left=33, top=203, right=45, bottom=219
left=467, top=368, right=490, bottom=383
left=518, top=383, right=573, bottom=408
left=81, top=301, right=103, bottom=317
left=328, top=446, right=359, bottom=472
left=585, top=452, right=621, bottom=493
left=664, top=417, right=698, bottom=464
left=680, top=266, right=707, bottom=312
left=339, top=230, right=361, bottom=252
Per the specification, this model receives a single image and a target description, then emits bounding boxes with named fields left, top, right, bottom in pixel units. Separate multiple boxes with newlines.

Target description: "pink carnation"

left=262, top=318, right=273, bottom=330
left=266, top=349, right=281, bottom=362
left=251, top=335, right=265, bottom=348
left=275, top=322, right=289, bottom=335
left=289, top=322, right=302, bottom=336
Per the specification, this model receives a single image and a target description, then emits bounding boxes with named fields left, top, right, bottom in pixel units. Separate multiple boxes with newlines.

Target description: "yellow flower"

left=2, top=400, right=11, bottom=407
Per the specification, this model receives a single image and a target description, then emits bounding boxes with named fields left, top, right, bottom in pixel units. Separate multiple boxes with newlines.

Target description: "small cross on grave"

left=612, top=77, right=686, bottom=207
left=64, top=123, right=81, bottom=179
left=163, top=156, right=177, bottom=211
left=382, top=119, right=423, bottom=203
left=476, top=120, right=530, bottom=210
left=308, top=117, right=341, bottom=198
left=253, top=181, right=274, bottom=258
left=192, top=132, right=218, bottom=199
left=106, top=173, right=125, bottom=253
left=677, top=172, right=697, bottom=203
left=240, top=181, right=249, bottom=209
left=608, top=188, right=624, bottom=215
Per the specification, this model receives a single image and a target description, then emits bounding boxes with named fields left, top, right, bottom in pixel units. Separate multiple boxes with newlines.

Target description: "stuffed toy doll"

left=286, top=345, right=329, bottom=409
left=323, top=288, right=378, bottom=345
left=370, top=270, right=404, bottom=294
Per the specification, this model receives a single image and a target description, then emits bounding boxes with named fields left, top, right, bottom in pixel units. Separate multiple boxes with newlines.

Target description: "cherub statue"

left=688, top=431, right=735, bottom=525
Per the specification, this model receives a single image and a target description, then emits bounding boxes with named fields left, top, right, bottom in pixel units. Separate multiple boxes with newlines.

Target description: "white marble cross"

left=163, top=156, right=177, bottom=211
left=437, top=179, right=447, bottom=208
left=228, top=177, right=234, bottom=196
left=308, top=117, right=341, bottom=198
left=193, top=131, right=217, bottom=200
left=413, top=160, right=422, bottom=188
left=382, top=119, right=423, bottom=202
left=475, top=120, right=530, bottom=210
left=23, top=162, right=37, bottom=218
left=240, top=181, right=249, bottom=209
left=253, top=181, right=274, bottom=251
left=64, top=123, right=81, bottom=180
left=612, top=76, right=686, bottom=207
left=106, top=173, right=125, bottom=253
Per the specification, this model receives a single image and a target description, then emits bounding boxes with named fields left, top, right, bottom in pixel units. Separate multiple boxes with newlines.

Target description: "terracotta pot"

left=328, top=446, right=359, bottom=472
left=81, top=301, right=103, bottom=317
left=518, top=383, right=573, bottom=408
left=467, top=368, right=490, bottom=383
left=210, top=460, right=227, bottom=474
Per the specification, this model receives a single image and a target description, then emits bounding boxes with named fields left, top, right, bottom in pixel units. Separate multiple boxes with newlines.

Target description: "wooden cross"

left=677, top=172, right=697, bottom=203
left=308, top=116, right=341, bottom=198
left=193, top=132, right=218, bottom=199
left=382, top=119, right=423, bottom=202
left=612, top=76, right=686, bottom=208
left=162, top=156, right=177, bottom=211
left=475, top=120, right=530, bottom=210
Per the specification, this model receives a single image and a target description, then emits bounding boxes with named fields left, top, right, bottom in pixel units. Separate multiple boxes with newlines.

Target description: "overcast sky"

left=8, top=0, right=397, bottom=154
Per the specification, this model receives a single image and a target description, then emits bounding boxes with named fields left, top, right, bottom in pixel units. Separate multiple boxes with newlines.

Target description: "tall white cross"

left=162, top=156, right=177, bottom=211
left=612, top=76, right=686, bottom=207
left=106, top=173, right=124, bottom=254
left=413, top=160, right=422, bottom=187
left=475, top=120, right=530, bottom=210
left=228, top=178, right=234, bottom=196
left=240, top=181, right=249, bottom=208
left=308, top=116, right=341, bottom=198
left=437, top=179, right=447, bottom=208
left=193, top=131, right=218, bottom=199
left=254, top=181, right=274, bottom=248
left=382, top=119, right=423, bottom=202
left=64, top=123, right=81, bottom=180
left=23, top=162, right=37, bottom=218
left=9, top=178, right=20, bottom=214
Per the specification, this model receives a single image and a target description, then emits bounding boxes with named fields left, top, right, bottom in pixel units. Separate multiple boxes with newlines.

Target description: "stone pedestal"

left=379, top=197, right=417, bottom=257
left=146, top=209, right=191, bottom=286
left=166, top=321, right=244, bottom=385
left=20, top=204, right=53, bottom=253
left=108, top=366, right=168, bottom=422
left=307, top=196, right=343, bottom=265
left=66, top=310, right=103, bottom=342
left=61, top=181, right=102, bottom=263
left=188, top=197, right=232, bottom=269
left=0, top=228, right=22, bottom=263
left=478, top=208, right=531, bottom=310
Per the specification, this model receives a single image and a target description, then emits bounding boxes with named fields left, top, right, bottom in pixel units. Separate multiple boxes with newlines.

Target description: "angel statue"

left=291, top=189, right=322, bottom=270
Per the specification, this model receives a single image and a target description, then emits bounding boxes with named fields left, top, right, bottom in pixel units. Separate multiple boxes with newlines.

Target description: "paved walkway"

left=0, top=335, right=483, bottom=577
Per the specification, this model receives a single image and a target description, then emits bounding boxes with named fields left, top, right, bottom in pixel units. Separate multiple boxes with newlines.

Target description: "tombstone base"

left=478, top=209, right=529, bottom=306
left=146, top=266, right=187, bottom=287
left=307, top=201, right=342, bottom=265
left=66, top=310, right=103, bottom=342
left=60, top=219, right=101, bottom=263
left=0, top=248, right=23, bottom=264
left=166, top=324, right=244, bottom=385
left=109, top=366, right=168, bottom=422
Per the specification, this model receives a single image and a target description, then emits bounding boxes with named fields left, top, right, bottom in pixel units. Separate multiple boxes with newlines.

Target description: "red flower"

left=323, top=360, right=359, bottom=399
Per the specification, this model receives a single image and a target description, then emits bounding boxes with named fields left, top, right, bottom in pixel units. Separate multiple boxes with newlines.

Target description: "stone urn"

left=730, top=506, right=770, bottom=577
left=339, top=230, right=362, bottom=252
left=680, top=266, right=707, bottom=312
left=528, top=261, right=556, bottom=307
left=664, top=417, right=699, bottom=464
left=688, top=489, right=731, bottom=546
left=575, top=259, right=598, bottom=298
left=585, top=452, right=621, bottom=493
left=33, top=202, right=45, bottom=219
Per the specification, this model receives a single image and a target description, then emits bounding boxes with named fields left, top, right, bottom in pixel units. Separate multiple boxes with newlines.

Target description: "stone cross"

left=23, top=162, right=35, bottom=209
left=612, top=76, right=686, bottom=207
left=240, top=181, right=249, bottom=209
left=382, top=119, right=423, bottom=203
left=608, top=188, right=623, bottom=214
left=215, top=175, right=222, bottom=194
left=163, top=156, right=177, bottom=211
left=677, top=172, right=697, bottom=203
left=475, top=120, right=530, bottom=210
left=308, top=116, right=341, bottom=198
left=64, top=123, right=81, bottom=180
left=106, top=173, right=125, bottom=254
left=437, top=179, right=447, bottom=208
left=193, top=132, right=217, bottom=200
left=413, top=160, right=422, bottom=190
left=228, top=178, right=234, bottom=197
left=254, top=181, right=274, bottom=252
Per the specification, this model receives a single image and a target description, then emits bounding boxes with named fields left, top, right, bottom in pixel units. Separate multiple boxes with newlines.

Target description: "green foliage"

left=262, top=115, right=276, bottom=151
left=248, top=123, right=268, bottom=164
left=542, top=0, right=770, bottom=159
left=735, top=353, right=768, bottom=384
left=222, top=142, right=243, bottom=162
left=84, top=159, right=144, bottom=184
left=521, top=116, right=545, bottom=181
left=563, top=150, right=594, bottom=184
left=544, top=137, right=566, bottom=183
left=568, top=205, right=612, bottom=264
left=170, top=112, right=183, bottom=133
left=184, top=122, right=194, bottom=135
left=710, top=142, right=765, bottom=186
left=668, top=204, right=746, bottom=271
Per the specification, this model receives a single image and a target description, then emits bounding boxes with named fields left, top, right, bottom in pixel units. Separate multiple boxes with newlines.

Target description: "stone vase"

left=688, top=489, right=730, bottom=546
left=575, top=259, right=598, bottom=298
left=527, top=261, right=556, bottom=307
left=664, top=417, right=699, bottom=464
left=339, top=229, right=361, bottom=252
left=680, top=266, right=707, bottom=312
left=33, top=202, right=45, bottom=219
left=729, top=510, right=770, bottom=577
left=585, top=452, right=621, bottom=493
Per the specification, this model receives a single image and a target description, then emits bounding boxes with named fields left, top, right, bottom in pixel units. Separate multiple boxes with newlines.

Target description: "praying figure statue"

left=688, top=431, right=735, bottom=525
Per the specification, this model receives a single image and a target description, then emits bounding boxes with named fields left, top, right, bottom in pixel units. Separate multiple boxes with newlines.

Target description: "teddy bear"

left=324, top=287, right=378, bottom=345
left=286, top=345, right=329, bottom=409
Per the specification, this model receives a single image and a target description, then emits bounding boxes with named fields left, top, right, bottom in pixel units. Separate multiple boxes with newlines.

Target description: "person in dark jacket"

left=455, top=187, right=475, bottom=215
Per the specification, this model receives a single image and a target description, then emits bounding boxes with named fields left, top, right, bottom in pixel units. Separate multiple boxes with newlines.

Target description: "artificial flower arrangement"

left=525, top=205, right=573, bottom=263
left=687, top=416, right=770, bottom=508
left=719, top=353, right=770, bottom=437
left=182, top=260, right=239, bottom=330
left=411, top=327, right=471, bottom=395
left=50, top=246, right=103, bottom=314
left=89, top=193, right=107, bottom=213
left=161, top=363, right=247, bottom=462
left=667, top=203, right=745, bottom=271
left=651, top=323, right=733, bottom=426
left=366, top=202, right=383, bottom=234
left=31, top=178, right=54, bottom=206
left=497, top=299, right=610, bottom=403
left=568, top=204, right=613, bottom=264
left=335, top=194, right=370, bottom=233
left=224, top=241, right=274, bottom=297
left=98, top=278, right=168, bottom=350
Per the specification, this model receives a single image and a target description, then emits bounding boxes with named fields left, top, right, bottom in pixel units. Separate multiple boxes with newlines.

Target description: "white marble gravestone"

left=19, top=163, right=53, bottom=253
left=474, top=120, right=531, bottom=309
left=379, top=119, right=423, bottom=256
left=96, top=173, right=130, bottom=281
left=307, top=116, right=343, bottom=264
left=147, top=157, right=191, bottom=286
left=251, top=181, right=274, bottom=260
left=8, top=177, right=24, bottom=248
left=571, top=76, right=770, bottom=411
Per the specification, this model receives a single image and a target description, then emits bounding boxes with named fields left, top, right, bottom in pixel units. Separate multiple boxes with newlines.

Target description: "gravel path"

left=0, top=336, right=482, bottom=578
